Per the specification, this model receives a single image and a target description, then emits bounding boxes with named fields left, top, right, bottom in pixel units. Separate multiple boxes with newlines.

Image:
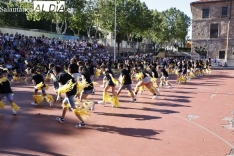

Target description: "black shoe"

left=56, top=117, right=65, bottom=123
left=131, top=98, right=136, bottom=102
left=75, top=122, right=86, bottom=128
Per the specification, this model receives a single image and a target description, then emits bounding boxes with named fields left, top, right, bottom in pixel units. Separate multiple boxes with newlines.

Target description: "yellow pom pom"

left=62, top=102, right=70, bottom=108
left=135, top=72, right=144, bottom=81
left=11, top=102, right=20, bottom=112
left=151, top=77, right=156, bottom=83
left=45, top=74, right=51, bottom=80
left=139, top=86, right=145, bottom=92
left=73, top=107, right=91, bottom=120
left=168, top=68, right=173, bottom=74
left=95, top=69, right=101, bottom=77
left=58, top=79, right=76, bottom=94
left=189, top=72, right=196, bottom=78
left=180, top=76, right=186, bottom=83
left=0, top=77, right=7, bottom=84
left=103, top=92, right=111, bottom=103
left=111, top=77, right=118, bottom=85
left=33, top=95, right=44, bottom=104
left=35, top=82, right=44, bottom=90
left=119, top=75, right=125, bottom=84
left=0, top=101, right=5, bottom=108
left=45, top=84, right=49, bottom=90
left=92, top=82, right=99, bottom=85
left=110, top=95, right=120, bottom=107
left=44, top=94, right=54, bottom=103
left=12, top=76, right=18, bottom=82
left=82, top=99, right=94, bottom=110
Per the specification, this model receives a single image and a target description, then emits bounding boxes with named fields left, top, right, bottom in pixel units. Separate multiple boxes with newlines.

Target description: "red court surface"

left=0, top=69, right=233, bottom=156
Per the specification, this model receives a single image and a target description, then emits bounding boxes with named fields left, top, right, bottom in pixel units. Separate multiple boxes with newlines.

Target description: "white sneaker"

left=167, top=86, right=172, bottom=88
left=100, top=85, right=104, bottom=88
left=31, top=102, right=37, bottom=106
left=152, top=95, right=158, bottom=99
left=12, top=110, right=17, bottom=115
left=157, top=88, right=160, bottom=92
left=49, top=102, right=53, bottom=107
left=98, top=100, right=104, bottom=104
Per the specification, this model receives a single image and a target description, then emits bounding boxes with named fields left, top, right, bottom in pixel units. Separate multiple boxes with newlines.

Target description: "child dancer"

left=117, top=63, right=136, bottom=102
left=133, top=68, right=158, bottom=99
left=158, top=66, right=172, bottom=88
left=31, top=68, right=54, bottom=107
left=0, top=69, right=20, bottom=115
left=98, top=65, right=119, bottom=107
left=54, top=66, right=87, bottom=128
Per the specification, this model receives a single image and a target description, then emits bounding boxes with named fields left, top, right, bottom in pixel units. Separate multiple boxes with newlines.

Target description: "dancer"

left=31, top=68, right=54, bottom=107
left=98, top=65, right=119, bottom=107
left=0, top=69, right=20, bottom=115
left=68, top=58, right=79, bottom=81
left=54, top=66, right=87, bottom=128
left=158, top=66, right=172, bottom=88
left=117, top=63, right=136, bottom=102
left=133, top=68, right=158, bottom=99
left=85, top=62, right=95, bottom=94
left=78, top=66, right=95, bottom=110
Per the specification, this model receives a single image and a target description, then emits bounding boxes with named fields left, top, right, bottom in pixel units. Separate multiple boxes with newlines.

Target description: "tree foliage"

left=0, top=0, right=191, bottom=44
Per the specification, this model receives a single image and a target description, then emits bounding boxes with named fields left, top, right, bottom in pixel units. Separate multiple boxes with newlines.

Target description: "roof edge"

left=191, top=0, right=232, bottom=5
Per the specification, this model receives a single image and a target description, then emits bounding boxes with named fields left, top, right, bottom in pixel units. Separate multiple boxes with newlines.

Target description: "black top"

left=0, top=79, right=13, bottom=94
left=82, top=74, right=93, bottom=90
left=178, top=64, right=183, bottom=72
left=31, top=73, right=44, bottom=85
left=56, top=72, right=77, bottom=96
left=68, top=63, right=78, bottom=74
left=161, top=69, right=169, bottom=77
left=121, top=69, right=132, bottom=85
left=105, top=71, right=115, bottom=86
left=142, top=70, right=151, bottom=78
left=87, top=65, right=94, bottom=75
left=125, top=65, right=131, bottom=71
left=151, top=69, right=159, bottom=78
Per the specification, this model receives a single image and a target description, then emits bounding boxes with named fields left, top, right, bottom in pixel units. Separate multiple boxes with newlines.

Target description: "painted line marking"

left=173, top=114, right=234, bottom=148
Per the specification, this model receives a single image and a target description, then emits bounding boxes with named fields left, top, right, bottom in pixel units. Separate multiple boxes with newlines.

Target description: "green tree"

left=161, top=8, right=191, bottom=46
left=21, top=0, right=85, bottom=34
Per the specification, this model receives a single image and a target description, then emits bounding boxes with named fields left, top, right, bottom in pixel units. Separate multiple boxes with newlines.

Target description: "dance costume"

left=31, top=72, right=54, bottom=106
left=0, top=74, right=20, bottom=115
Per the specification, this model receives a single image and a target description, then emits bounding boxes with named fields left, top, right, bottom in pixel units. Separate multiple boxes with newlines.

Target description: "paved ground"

left=0, top=69, right=233, bottom=156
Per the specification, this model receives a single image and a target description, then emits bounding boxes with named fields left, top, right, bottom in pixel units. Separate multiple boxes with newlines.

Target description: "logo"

left=33, top=1, right=65, bottom=12
left=0, top=7, right=29, bottom=12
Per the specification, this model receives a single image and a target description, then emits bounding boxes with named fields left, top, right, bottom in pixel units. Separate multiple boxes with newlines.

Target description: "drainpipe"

left=225, top=1, right=232, bottom=64
left=225, top=21, right=230, bottom=63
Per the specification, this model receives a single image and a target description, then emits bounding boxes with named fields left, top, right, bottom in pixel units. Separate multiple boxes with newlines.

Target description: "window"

left=210, top=24, right=218, bottom=38
left=222, top=7, right=228, bottom=17
left=200, top=51, right=207, bottom=59
left=219, top=51, right=225, bottom=59
left=202, top=9, right=209, bottom=18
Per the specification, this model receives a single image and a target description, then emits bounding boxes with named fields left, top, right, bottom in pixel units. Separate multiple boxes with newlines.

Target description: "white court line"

left=173, top=114, right=234, bottom=148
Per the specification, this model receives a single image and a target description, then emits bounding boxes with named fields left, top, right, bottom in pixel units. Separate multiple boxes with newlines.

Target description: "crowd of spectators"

left=0, top=32, right=113, bottom=74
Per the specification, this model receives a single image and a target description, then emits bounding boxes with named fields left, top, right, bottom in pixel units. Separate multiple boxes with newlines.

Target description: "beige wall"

left=191, top=0, right=234, bottom=64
